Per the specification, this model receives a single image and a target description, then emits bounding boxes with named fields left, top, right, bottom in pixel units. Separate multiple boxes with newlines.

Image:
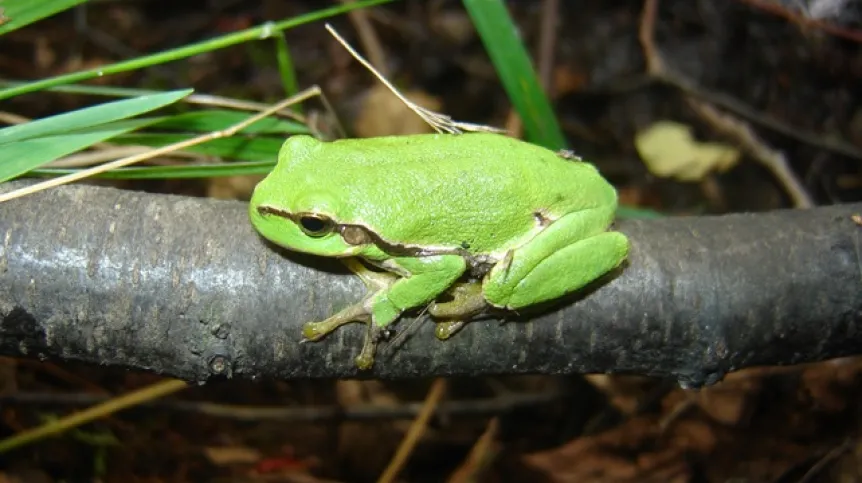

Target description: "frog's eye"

left=297, top=214, right=334, bottom=237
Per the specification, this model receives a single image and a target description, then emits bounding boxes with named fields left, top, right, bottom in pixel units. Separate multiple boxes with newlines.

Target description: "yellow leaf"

left=635, top=121, right=740, bottom=182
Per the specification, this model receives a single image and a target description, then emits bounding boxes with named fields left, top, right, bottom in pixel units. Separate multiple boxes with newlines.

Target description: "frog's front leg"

left=303, top=255, right=466, bottom=369
left=302, top=258, right=396, bottom=340
left=355, top=255, right=466, bottom=368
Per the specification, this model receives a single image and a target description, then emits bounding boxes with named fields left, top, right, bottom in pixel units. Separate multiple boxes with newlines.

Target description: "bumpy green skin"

left=249, top=132, right=629, bottom=367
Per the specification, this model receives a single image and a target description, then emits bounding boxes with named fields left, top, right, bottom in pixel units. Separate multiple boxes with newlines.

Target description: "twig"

left=639, top=0, right=664, bottom=76
left=536, top=0, right=560, bottom=95
left=446, top=418, right=500, bottom=483
left=736, top=0, right=862, bottom=44
left=639, top=0, right=815, bottom=208
left=797, top=439, right=852, bottom=483
left=340, top=0, right=390, bottom=77
left=325, top=23, right=504, bottom=135
left=3, top=181, right=861, bottom=383
left=0, top=111, right=29, bottom=125
left=0, top=379, right=188, bottom=453
left=0, top=388, right=562, bottom=422
left=378, top=378, right=447, bottom=483
left=184, top=93, right=309, bottom=124
left=46, top=146, right=202, bottom=169
left=687, top=98, right=814, bottom=208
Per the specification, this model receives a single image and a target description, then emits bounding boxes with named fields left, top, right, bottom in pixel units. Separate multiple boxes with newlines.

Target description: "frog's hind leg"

left=483, top=206, right=629, bottom=310
left=428, top=207, right=628, bottom=338
left=427, top=282, right=488, bottom=340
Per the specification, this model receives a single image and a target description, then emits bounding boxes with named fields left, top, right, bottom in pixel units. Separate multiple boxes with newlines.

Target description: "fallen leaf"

left=204, top=446, right=262, bottom=465
left=583, top=374, right=658, bottom=415
left=635, top=121, right=740, bottom=181
left=522, top=416, right=693, bottom=483
left=694, top=378, right=760, bottom=427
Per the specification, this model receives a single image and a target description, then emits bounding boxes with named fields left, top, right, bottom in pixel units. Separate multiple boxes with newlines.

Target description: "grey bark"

left=1, top=181, right=860, bottom=388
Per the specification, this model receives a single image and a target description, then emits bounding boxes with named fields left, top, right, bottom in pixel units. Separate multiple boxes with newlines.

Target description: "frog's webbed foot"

left=301, top=300, right=372, bottom=341
left=428, top=282, right=490, bottom=340
left=356, top=322, right=386, bottom=370
left=301, top=258, right=397, bottom=370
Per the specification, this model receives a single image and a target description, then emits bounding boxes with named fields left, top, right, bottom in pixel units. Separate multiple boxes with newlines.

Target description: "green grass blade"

left=0, top=0, right=395, bottom=100
left=462, top=0, right=566, bottom=150
left=110, top=133, right=284, bottom=161
left=31, top=161, right=277, bottom=180
left=0, top=89, right=192, bottom=145
left=0, top=82, right=169, bottom=98
left=0, top=0, right=88, bottom=36
left=150, top=110, right=309, bottom=135
left=0, top=119, right=156, bottom=183
left=274, top=34, right=302, bottom=113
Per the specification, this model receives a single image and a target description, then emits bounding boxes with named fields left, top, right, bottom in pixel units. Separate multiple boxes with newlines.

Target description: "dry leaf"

left=694, top=379, right=760, bottom=427
left=584, top=374, right=658, bottom=415
left=204, top=446, right=262, bottom=465
left=635, top=121, right=740, bottom=181
left=800, top=357, right=862, bottom=413
left=522, top=416, right=693, bottom=483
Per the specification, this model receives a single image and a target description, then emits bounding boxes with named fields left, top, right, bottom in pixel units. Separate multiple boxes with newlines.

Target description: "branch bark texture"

left=1, top=182, right=860, bottom=387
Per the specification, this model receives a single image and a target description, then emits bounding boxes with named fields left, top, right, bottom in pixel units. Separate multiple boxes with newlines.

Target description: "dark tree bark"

left=0, top=181, right=860, bottom=387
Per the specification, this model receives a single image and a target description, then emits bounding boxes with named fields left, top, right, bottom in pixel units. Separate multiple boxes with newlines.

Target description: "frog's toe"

left=428, top=282, right=488, bottom=319
left=300, top=302, right=371, bottom=341
left=355, top=321, right=384, bottom=370
left=434, top=320, right=466, bottom=340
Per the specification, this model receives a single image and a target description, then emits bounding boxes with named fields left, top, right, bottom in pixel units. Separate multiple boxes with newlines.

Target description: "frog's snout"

left=249, top=174, right=272, bottom=206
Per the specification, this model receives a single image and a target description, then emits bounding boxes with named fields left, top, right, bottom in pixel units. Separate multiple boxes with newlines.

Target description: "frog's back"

left=286, top=133, right=617, bottom=254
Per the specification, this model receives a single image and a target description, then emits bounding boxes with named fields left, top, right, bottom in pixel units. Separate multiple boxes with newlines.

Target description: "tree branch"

left=1, top=181, right=860, bottom=387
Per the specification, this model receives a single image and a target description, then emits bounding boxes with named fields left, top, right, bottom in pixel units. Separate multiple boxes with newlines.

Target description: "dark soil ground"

left=1, top=1, right=862, bottom=481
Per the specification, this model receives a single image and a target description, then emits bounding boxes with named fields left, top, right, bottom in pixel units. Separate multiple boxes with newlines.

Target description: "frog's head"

left=249, top=136, right=369, bottom=258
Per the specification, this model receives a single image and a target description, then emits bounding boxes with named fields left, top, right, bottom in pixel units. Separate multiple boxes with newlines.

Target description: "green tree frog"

left=249, top=132, right=629, bottom=369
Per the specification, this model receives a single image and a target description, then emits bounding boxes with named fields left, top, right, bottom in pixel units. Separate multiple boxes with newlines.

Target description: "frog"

left=249, top=132, right=629, bottom=369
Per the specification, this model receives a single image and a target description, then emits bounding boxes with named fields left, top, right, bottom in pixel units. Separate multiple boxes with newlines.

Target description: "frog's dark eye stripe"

left=257, top=205, right=291, bottom=218
left=298, top=214, right=334, bottom=237
left=258, top=206, right=336, bottom=238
